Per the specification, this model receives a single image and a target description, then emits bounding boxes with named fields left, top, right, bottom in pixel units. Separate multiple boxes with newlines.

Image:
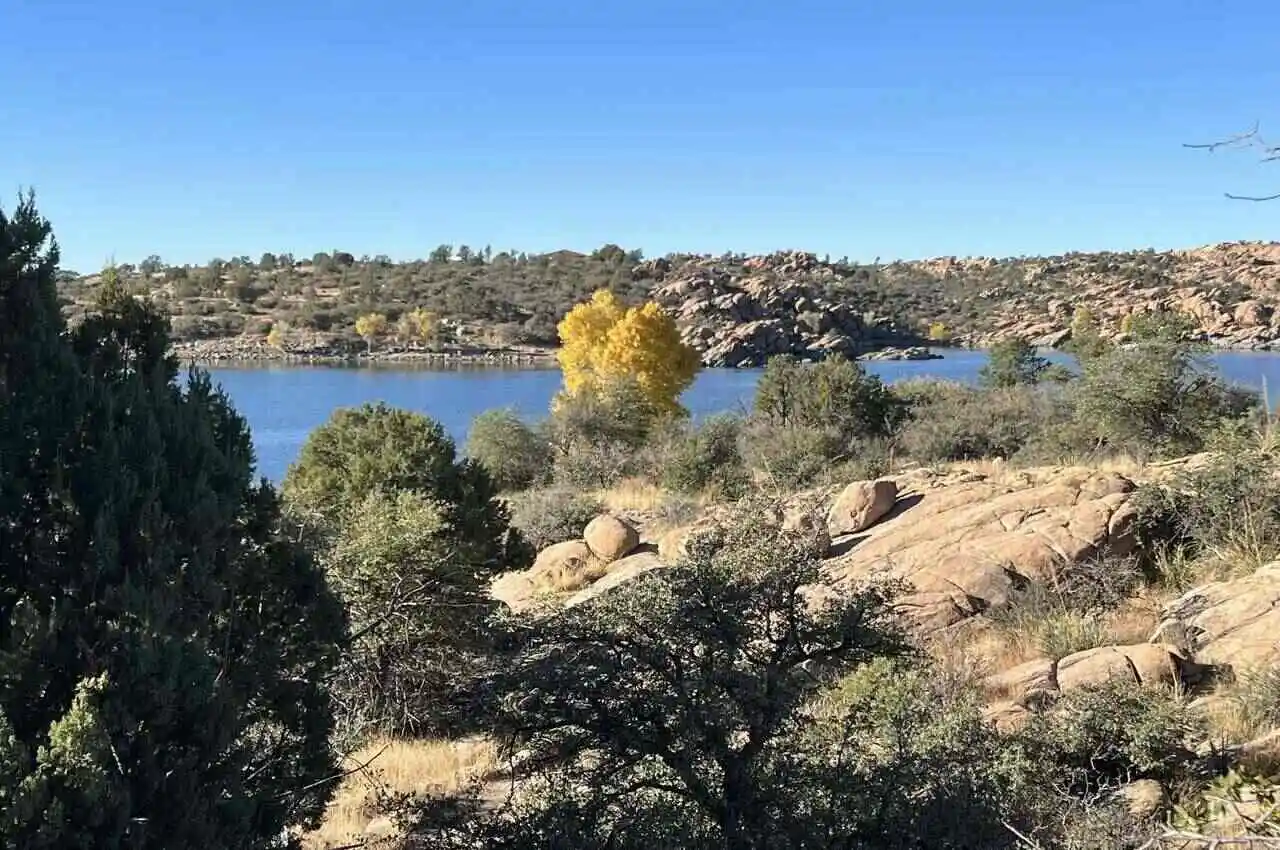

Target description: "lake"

left=207, top=350, right=1280, bottom=482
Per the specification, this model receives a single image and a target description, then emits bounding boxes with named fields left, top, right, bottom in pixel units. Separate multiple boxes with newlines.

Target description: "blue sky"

left=4, top=0, right=1279, bottom=272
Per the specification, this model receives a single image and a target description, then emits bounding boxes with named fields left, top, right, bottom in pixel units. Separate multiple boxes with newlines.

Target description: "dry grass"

left=531, top=556, right=609, bottom=594
left=950, top=453, right=1147, bottom=484
left=1104, top=595, right=1163, bottom=645
left=596, top=478, right=671, bottom=512
left=594, top=478, right=707, bottom=541
left=301, top=737, right=496, bottom=849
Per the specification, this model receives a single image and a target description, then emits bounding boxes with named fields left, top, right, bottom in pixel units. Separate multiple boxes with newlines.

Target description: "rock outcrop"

left=826, top=480, right=898, bottom=536
left=823, top=467, right=1140, bottom=634
left=648, top=251, right=926, bottom=367
left=1153, top=563, right=1280, bottom=671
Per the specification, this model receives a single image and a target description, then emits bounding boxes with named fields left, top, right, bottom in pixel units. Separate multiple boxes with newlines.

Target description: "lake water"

left=207, top=350, right=1280, bottom=482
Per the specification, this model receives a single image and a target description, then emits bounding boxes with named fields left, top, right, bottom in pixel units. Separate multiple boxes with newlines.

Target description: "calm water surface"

left=208, top=350, right=1280, bottom=482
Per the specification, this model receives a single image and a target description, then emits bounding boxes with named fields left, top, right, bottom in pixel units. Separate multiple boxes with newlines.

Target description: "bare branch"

left=1186, top=122, right=1280, bottom=201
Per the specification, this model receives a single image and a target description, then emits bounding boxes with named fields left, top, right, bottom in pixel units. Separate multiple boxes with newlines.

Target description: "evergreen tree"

left=0, top=192, right=346, bottom=849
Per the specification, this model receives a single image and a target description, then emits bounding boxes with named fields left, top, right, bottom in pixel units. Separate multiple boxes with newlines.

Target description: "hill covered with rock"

left=56, top=240, right=1280, bottom=364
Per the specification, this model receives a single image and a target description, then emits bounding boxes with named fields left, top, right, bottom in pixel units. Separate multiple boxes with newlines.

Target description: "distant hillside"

left=55, top=241, right=1280, bottom=364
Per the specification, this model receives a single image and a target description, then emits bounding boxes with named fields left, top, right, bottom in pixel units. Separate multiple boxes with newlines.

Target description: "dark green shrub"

left=1070, top=341, right=1256, bottom=459
left=979, top=337, right=1052, bottom=388
left=0, top=195, right=345, bottom=847
left=1020, top=681, right=1204, bottom=797
left=660, top=415, right=750, bottom=498
left=754, top=354, right=905, bottom=442
left=326, top=490, right=500, bottom=739
left=283, top=402, right=531, bottom=571
left=465, top=408, right=552, bottom=491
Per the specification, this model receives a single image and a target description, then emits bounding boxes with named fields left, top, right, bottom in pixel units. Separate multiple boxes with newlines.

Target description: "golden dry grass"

left=1103, top=595, right=1163, bottom=645
left=531, top=556, right=609, bottom=594
left=301, top=737, right=496, bottom=849
left=595, top=478, right=669, bottom=512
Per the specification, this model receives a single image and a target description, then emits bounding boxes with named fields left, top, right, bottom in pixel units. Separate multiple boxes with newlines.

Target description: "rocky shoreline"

left=173, top=337, right=943, bottom=368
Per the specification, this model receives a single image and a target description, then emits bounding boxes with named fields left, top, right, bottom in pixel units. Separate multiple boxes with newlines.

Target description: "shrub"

left=754, top=354, right=904, bottom=442
left=283, top=402, right=531, bottom=571
left=1132, top=424, right=1280, bottom=573
left=1020, top=680, right=1204, bottom=796
left=465, top=408, right=551, bottom=491
left=405, top=502, right=914, bottom=850
left=738, top=419, right=846, bottom=491
left=1070, top=340, right=1256, bottom=459
left=896, top=383, right=1073, bottom=463
left=660, top=414, right=750, bottom=498
left=809, top=658, right=1037, bottom=848
left=0, top=197, right=344, bottom=847
left=506, top=488, right=604, bottom=551
left=979, top=336, right=1052, bottom=388
left=325, top=490, right=500, bottom=739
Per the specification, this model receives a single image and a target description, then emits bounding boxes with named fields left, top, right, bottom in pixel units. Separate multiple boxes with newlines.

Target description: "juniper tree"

left=0, top=192, right=346, bottom=849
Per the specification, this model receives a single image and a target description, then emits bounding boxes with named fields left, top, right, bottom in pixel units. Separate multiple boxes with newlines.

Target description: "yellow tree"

left=408, top=307, right=438, bottom=346
left=354, top=312, right=388, bottom=352
left=556, top=290, right=700, bottom=415
left=266, top=322, right=288, bottom=350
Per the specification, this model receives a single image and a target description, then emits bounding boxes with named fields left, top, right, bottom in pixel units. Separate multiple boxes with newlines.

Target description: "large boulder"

left=824, top=468, right=1140, bottom=634
left=1055, top=643, right=1186, bottom=693
left=564, top=552, right=665, bottom=608
left=1154, top=562, right=1280, bottom=671
left=584, top=515, right=640, bottom=564
left=826, top=480, right=897, bottom=536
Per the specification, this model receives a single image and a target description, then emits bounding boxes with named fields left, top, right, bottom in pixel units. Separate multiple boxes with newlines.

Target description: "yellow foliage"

left=927, top=321, right=951, bottom=342
left=556, top=289, right=700, bottom=415
left=266, top=322, right=287, bottom=349
left=407, top=307, right=438, bottom=343
left=354, top=312, right=388, bottom=349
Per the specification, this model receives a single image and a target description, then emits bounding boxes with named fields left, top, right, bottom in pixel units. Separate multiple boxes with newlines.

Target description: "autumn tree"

left=0, top=193, right=345, bottom=848
left=556, top=289, right=700, bottom=416
left=399, top=306, right=438, bottom=346
left=266, top=321, right=288, bottom=349
left=355, top=311, right=388, bottom=351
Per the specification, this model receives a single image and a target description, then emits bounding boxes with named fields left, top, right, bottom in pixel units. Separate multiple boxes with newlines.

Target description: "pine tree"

left=0, top=192, right=347, bottom=849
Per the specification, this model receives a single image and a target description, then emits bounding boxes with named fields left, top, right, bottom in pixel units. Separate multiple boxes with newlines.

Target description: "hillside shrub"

left=1070, top=341, right=1256, bottom=459
left=1132, top=422, right=1280, bottom=571
left=738, top=420, right=846, bottom=491
left=326, top=490, right=500, bottom=739
left=1020, top=681, right=1203, bottom=797
left=660, top=414, right=750, bottom=498
left=465, top=408, right=551, bottom=491
left=283, top=402, right=531, bottom=571
left=754, top=354, right=905, bottom=441
left=896, top=384, right=1073, bottom=463
left=979, top=337, right=1052, bottom=388
left=506, top=488, right=604, bottom=551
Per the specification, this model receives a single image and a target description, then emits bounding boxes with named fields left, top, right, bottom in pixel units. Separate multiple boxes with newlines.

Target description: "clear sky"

left=4, top=0, right=1279, bottom=272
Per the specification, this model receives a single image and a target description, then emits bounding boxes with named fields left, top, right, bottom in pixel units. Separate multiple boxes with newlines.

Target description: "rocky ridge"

left=67, top=240, right=1280, bottom=366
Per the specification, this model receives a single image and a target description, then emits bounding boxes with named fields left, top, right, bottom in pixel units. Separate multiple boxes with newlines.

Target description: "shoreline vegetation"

left=171, top=337, right=947, bottom=367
